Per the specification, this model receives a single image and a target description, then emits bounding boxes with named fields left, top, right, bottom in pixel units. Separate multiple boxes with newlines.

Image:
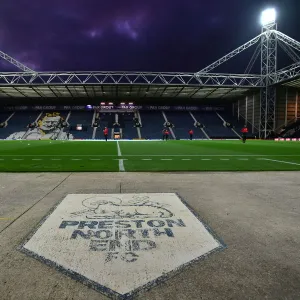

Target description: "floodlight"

left=261, top=8, right=276, bottom=26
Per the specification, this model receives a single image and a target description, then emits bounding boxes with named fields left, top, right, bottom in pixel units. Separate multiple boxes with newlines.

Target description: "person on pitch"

left=103, top=127, right=108, bottom=141
left=189, top=129, right=194, bottom=140
left=162, top=129, right=166, bottom=141
left=241, top=125, right=248, bottom=143
left=165, top=129, right=170, bottom=141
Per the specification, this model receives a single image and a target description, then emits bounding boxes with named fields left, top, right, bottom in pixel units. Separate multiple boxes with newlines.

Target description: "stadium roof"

left=0, top=28, right=299, bottom=101
left=0, top=71, right=261, bottom=100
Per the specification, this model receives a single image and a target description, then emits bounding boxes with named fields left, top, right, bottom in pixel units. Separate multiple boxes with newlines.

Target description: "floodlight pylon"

left=260, top=22, right=277, bottom=139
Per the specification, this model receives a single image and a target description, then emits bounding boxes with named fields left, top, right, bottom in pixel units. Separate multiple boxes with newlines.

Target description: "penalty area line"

left=259, top=158, right=300, bottom=166
left=117, top=141, right=125, bottom=172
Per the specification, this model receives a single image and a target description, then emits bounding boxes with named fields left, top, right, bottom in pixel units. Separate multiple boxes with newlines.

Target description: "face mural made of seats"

left=39, top=116, right=61, bottom=131
left=70, top=195, right=174, bottom=219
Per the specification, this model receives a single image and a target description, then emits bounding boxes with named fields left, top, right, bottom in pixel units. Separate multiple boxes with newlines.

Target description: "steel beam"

left=0, top=71, right=263, bottom=88
left=195, top=33, right=264, bottom=74
left=0, top=50, right=35, bottom=72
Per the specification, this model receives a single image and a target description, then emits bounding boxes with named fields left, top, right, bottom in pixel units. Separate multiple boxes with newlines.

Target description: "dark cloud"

left=0, top=0, right=299, bottom=72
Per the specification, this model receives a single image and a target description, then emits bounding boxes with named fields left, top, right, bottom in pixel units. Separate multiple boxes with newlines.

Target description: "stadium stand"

left=278, top=119, right=300, bottom=138
left=95, top=113, right=114, bottom=139
left=139, top=111, right=166, bottom=139
left=0, top=108, right=249, bottom=140
left=219, top=112, right=249, bottom=136
left=0, top=112, right=13, bottom=123
left=68, top=111, right=93, bottom=139
left=24, top=111, right=70, bottom=140
left=164, top=111, right=206, bottom=139
left=0, top=111, right=41, bottom=139
left=192, top=111, right=236, bottom=138
left=118, top=112, right=138, bottom=139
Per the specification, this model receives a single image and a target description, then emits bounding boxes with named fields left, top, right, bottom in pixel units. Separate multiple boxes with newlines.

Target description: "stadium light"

left=261, top=8, right=276, bottom=26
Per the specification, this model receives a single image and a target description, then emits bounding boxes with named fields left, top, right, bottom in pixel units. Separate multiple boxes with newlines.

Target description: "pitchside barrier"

left=274, top=138, right=300, bottom=141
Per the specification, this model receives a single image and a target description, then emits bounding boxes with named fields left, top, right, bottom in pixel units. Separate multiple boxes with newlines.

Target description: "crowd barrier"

left=274, top=138, right=300, bottom=141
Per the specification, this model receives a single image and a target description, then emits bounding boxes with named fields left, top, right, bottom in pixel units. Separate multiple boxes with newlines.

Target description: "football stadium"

left=1, top=5, right=300, bottom=300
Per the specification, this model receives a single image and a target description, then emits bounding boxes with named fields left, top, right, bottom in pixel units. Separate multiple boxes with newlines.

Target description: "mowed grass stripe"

left=1, top=140, right=300, bottom=172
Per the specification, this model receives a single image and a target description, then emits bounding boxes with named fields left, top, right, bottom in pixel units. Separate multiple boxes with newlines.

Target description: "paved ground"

left=0, top=172, right=299, bottom=300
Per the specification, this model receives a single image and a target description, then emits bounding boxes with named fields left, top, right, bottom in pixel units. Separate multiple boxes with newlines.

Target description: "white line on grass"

left=13, top=159, right=23, bottom=161
left=117, top=141, right=125, bottom=172
left=142, top=159, right=152, bottom=161
left=182, top=159, right=191, bottom=161
left=161, top=159, right=172, bottom=161
left=258, top=158, right=300, bottom=166
left=71, top=159, right=82, bottom=161
left=2, top=154, right=300, bottom=157
left=238, top=158, right=249, bottom=161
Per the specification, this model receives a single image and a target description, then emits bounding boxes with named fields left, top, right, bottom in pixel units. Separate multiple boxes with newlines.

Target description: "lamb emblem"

left=70, top=195, right=174, bottom=219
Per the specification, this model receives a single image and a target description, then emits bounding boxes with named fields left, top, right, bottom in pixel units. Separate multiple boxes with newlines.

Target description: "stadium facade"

left=0, top=17, right=300, bottom=140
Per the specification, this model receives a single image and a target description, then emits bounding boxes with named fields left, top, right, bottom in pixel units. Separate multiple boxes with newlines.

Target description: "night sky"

left=0, top=0, right=299, bottom=72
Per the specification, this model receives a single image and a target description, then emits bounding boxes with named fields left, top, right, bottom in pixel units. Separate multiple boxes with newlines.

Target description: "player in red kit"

left=241, top=125, right=248, bottom=143
left=189, top=129, right=194, bottom=140
left=165, top=129, right=169, bottom=141
left=103, top=127, right=108, bottom=141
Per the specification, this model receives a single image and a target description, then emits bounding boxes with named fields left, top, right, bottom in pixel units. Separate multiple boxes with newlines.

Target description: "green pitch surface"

left=0, top=140, right=300, bottom=172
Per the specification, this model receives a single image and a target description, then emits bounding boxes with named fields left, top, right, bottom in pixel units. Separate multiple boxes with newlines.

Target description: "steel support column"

left=296, top=91, right=298, bottom=119
left=285, top=88, right=288, bottom=126
left=260, top=23, right=277, bottom=139
left=252, top=94, right=255, bottom=133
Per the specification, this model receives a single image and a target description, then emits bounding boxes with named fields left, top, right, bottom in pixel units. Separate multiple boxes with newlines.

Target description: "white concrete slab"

left=22, top=193, right=224, bottom=298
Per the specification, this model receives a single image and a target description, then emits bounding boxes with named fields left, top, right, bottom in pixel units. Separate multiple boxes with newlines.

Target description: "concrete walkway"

left=0, top=172, right=299, bottom=300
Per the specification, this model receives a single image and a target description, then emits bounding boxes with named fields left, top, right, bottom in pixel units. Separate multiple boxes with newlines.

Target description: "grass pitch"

left=0, top=140, right=300, bottom=172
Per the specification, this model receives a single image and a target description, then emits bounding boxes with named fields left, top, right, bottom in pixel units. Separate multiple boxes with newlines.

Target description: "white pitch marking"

left=2, top=154, right=300, bottom=157
left=182, top=159, right=191, bottom=161
left=238, top=158, right=249, bottom=161
left=258, top=158, right=300, bottom=166
left=142, top=159, right=152, bottom=161
left=117, top=141, right=125, bottom=172
left=13, top=159, right=23, bottom=161
left=161, top=159, right=172, bottom=161
left=51, top=159, right=62, bottom=161
left=71, top=159, right=82, bottom=161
